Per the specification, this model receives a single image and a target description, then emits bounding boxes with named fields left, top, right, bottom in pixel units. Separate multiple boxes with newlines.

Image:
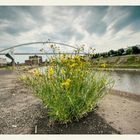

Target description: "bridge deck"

left=0, top=53, right=87, bottom=55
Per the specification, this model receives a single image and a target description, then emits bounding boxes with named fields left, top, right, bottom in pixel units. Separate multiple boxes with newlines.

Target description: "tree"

left=132, top=46, right=140, bottom=54
left=113, top=50, right=118, bottom=56
left=100, top=52, right=108, bottom=58
left=117, top=48, right=124, bottom=56
left=92, top=53, right=100, bottom=59
left=108, top=50, right=115, bottom=56
left=126, top=48, right=133, bottom=55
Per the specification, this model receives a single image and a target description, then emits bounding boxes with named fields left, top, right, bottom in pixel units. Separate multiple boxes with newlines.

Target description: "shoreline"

left=110, top=89, right=140, bottom=102
left=93, top=67, right=140, bottom=72
left=97, top=92, right=140, bottom=134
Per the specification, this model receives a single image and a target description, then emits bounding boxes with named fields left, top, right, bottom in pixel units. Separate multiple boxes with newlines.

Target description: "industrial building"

left=0, top=57, right=7, bottom=66
left=25, top=55, right=42, bottom=65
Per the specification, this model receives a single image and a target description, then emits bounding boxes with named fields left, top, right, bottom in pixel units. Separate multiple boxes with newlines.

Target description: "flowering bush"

left=20, top=46, right=112, bottom=123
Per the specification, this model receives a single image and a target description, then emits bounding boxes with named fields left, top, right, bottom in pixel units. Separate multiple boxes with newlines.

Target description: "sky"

left=0, top=6, right=140, bottom=63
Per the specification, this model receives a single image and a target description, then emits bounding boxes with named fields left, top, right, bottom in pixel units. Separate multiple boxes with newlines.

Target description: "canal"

left=39, top=67, right=140, bottom=95
left=104, top=70, right=140, bottom=95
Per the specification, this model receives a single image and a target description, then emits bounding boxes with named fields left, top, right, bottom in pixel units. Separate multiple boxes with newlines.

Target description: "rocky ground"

left=0, top=69, right=140, bottom=134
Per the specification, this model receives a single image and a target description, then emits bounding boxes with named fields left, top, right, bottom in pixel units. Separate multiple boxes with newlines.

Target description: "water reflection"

left=39, top=67, right=140, bottom=95
left=105, top=71, right=140, bottom=95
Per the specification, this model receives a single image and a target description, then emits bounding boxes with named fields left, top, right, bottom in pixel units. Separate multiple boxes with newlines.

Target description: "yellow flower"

left=48, top=68, right=54, bottom=75
left=36, top=72, right=41, bottom=76
left=70, top=59, right=75, bottom=63
left=69, top=63, right=77, bottom=69
left=30, top=68, right=41, bottom=76
left=48, top=66, right=54, bottom=78
left=60, top=55, right=66, bottom=63
left=74, top=56, right=81, bottom=61
left=48, top=75, right=51, bottom=79
left=61, top=68, right=65, bottom=75
left=101, top=63, right=107, bottom=68
left=61, top=79, right=71, bottom=90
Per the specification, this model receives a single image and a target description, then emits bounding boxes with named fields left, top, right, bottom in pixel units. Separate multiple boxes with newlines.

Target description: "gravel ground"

left=0, top=70, right=43, bottom=134
left=97, top=92, right=140, bottom=134
left=0, top=69, right=139, bottom=134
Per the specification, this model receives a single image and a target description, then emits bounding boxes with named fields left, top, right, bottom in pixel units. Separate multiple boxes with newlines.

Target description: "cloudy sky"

left=0, top=6, right=140, bottom=63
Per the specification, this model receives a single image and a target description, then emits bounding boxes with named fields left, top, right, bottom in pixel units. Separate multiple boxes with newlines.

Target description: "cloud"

left=0, top=6, right=140, bottom=63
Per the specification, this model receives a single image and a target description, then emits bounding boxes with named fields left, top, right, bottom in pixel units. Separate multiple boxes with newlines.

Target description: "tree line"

left=92, top=45, right=140, bottom=59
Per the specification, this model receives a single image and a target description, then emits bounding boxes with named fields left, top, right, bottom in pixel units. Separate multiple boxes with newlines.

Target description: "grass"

left=93, top=64, right=140, bottom=69
left=0, top=65, right=13, bottom=70
left=20, top=45, right=112, bottom=123
left=92, top=54, right=140, bottom=69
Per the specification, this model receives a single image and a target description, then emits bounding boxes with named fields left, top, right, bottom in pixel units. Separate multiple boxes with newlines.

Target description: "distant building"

left=25, top=60, right=32, bottom=65
left=0, top=57, right=7, bottom=66
left=25, top=55, right=42, bottom=65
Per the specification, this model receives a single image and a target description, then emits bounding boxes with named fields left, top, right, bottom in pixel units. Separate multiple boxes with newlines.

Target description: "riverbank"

left=93, top=68, right=140, bottom=72
left=0, top=69, right=140, bottom=134
left=98, top=91, right=140, bottom=134
left=92, top=54, right=140, bottom=69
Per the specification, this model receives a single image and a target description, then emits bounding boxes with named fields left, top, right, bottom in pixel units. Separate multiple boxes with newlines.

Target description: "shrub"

left=126, top=56, right=136, bottom=64
left=20, top=46, right=112, bottom=123
left=126, top=48, right=133, bottom=55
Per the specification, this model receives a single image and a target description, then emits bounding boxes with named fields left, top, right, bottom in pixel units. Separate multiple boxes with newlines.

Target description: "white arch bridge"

left=0, top=41, right=88, bottom=67
left=0, top=41, right=87, bottom=55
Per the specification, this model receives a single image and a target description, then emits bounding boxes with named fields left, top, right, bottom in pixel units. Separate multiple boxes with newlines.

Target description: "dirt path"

left=0, top=70, right=43, bottom=134
left=97, top=92, right=140, bottom=134
left=0, top=69, right=139, bottom=134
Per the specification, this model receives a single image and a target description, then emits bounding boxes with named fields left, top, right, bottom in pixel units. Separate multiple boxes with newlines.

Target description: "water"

left=39, top=67, right=140, bottom=95
left=104, top=71, right=140, bottom=95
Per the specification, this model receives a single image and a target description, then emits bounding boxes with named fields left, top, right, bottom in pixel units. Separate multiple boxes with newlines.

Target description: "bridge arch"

left=0, top=41, right=87, bottom=55
left=0, top=41, right=88, bottom=67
